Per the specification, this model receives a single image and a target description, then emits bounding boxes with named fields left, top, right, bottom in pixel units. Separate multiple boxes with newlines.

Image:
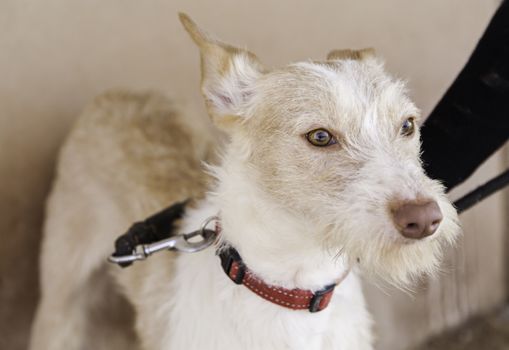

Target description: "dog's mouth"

left=390, top=230, right=439, bottom=245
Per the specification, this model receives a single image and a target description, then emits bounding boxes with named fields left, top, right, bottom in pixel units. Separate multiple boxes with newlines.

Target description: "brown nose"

left=392, top=201, right=443, bottom=239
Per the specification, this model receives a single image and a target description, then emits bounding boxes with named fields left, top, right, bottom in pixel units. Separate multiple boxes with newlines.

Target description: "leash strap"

left=110, top=165, right=509, bottom=267
left=111, top=200, right=188, bottom=267
left=453, top=168, right=509, bottom=214
left=421, top=1, right=509, bottom=190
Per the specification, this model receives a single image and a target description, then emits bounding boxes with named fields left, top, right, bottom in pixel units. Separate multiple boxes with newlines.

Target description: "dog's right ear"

left=327, top=48, right=376, bottom=61
left=179, top=13, right=265, bottom=128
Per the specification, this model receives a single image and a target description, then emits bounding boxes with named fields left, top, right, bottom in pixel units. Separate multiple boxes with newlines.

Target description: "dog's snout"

left=391, top=200, right=443, bottom=239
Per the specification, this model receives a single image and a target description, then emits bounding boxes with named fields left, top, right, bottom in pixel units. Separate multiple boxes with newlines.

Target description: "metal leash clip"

left=108, top=216, right=219, bottom=265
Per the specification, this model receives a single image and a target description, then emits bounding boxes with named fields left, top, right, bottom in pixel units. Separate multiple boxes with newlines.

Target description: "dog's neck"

left=207, top=147, right=349, bottom=291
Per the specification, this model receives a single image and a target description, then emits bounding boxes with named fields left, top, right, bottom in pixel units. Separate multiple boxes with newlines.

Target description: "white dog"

left=30, top=14, right=460, bottom=350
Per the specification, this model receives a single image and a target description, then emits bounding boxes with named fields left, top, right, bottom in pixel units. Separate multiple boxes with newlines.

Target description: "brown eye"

left=400, top=118, right=415, bottom=137
left=306, top=129, right=337, bottom=147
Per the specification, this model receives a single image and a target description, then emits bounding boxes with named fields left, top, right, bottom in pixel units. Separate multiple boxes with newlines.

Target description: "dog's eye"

left=400, top=118, right=415, bottom=137
left=306, top=129, right=337, bottom=147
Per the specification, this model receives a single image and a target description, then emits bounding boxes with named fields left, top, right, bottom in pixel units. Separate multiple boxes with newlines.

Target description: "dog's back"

left=30, top=90, right=214, bottom=350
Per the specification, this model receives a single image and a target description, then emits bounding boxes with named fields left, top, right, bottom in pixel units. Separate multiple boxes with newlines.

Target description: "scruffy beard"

left=324, top=196, right=460, bottom=290
left=342, top=231, right=453, bottom=290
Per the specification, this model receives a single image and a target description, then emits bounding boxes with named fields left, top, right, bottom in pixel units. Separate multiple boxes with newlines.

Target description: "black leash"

left=421, top=0, right=509, bottom=190
left=111, top=200, right=187, bottom=267
left=453, top=168, right=509, bottom=214
left=110, top=169, right=509, bottom=267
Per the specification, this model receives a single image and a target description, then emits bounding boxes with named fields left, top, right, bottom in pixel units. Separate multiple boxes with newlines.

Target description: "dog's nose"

left=391, top=200, right=443, bottom=239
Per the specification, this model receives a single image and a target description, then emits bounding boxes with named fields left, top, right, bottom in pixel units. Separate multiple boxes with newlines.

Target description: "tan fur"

left=179, top=13, right=265, bottom=128
left=30, top=90, right=216, bottom=349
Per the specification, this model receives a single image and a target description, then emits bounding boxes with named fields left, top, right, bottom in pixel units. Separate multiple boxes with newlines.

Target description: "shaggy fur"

left=30, top=14, right=460, bottom=350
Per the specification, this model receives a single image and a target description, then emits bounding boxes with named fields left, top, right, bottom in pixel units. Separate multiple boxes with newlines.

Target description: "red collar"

left=218, top=245, right=344, bottom=313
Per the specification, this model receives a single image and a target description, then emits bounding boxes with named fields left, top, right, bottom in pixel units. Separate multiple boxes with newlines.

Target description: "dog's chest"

left=152, top=249, right=372, bottom=350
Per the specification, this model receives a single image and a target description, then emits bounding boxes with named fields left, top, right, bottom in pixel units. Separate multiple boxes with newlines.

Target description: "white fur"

left=155, top=160, right=375, bottom=349
left=203, top=53, right=261, bottom=117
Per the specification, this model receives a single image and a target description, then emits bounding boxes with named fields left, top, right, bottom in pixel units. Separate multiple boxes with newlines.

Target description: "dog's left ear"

left=179, top=13, right=265, bottom=128
left=327, top=48, right=376, bottom=61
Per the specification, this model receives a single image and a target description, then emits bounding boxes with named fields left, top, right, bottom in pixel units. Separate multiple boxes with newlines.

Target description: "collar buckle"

left=309, top=283, right=336, bottom=313
left=219, top=246, right=245, bottom=285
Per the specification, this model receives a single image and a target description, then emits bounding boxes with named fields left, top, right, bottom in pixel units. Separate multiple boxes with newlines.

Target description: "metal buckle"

left=309, top=284, right=336, bottom=313
left=108, top=216, right=219, bottom=265
left=218, top=246, right=245, bottom=284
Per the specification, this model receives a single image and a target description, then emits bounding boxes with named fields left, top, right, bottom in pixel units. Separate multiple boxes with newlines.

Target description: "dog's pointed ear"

left=327, top=48, right=376, bottom=61
left=179, top=13, right=265, bottom=127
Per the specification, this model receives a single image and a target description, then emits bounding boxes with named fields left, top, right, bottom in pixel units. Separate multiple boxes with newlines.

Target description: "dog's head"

left=180, top=14, right=460, bottom=288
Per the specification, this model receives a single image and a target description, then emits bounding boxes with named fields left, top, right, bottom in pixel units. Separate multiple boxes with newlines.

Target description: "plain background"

left=1, top=1, right=507, bottom=349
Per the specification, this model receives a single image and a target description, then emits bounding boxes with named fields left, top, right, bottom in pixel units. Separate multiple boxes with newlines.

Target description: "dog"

left=30, top=14, right=460, bottom=350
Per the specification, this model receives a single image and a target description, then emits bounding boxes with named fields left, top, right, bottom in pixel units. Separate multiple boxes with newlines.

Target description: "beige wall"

left=1, top=1, right=505, bottom=349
